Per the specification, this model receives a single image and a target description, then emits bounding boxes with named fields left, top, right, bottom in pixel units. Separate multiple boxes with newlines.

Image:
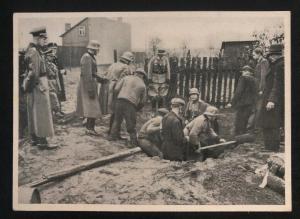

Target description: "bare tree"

left=252, top=23, right=284, bottom=53
left=148, top=37, right=162, bottom=55
left=180, top=39, right=189, bottom=57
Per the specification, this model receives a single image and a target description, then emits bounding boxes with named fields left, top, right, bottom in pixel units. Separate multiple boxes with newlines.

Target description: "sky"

left=17, top=14, right=284, bottom=52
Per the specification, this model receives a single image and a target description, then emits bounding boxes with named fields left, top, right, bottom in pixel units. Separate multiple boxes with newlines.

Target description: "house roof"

left=59, top=17, right=88, bottom=37
left=221, top=40, right=258, bottom=49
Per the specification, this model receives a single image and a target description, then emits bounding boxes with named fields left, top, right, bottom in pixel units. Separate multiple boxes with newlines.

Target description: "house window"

left=78, top=26, right=85, bottom=36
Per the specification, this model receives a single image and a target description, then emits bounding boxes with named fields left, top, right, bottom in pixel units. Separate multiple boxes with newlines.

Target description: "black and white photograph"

left=13, top=12, right=291, bottom=211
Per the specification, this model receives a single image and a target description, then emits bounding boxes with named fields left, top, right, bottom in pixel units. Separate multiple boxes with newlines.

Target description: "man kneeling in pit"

left=137, top=108, right=169, bottom=158
left=184, top=106, right=226, bottom=160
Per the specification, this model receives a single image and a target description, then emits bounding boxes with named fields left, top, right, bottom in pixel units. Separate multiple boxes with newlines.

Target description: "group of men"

left=22, top=26, right=284, bottom=157
left=22, top=27, right=66, bottom=148
left=228, top=44, right=284, bottom=152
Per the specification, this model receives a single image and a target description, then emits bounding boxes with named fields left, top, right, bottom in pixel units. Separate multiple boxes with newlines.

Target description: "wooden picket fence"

left=146, top=56, right=242, bottom=108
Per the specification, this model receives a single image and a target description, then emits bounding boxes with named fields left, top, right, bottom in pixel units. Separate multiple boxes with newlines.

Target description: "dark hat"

left=268, top=44, right=283, bottom=55
left=47, top=42, right=58, bottom=48
left=157, top=108, right=169, bottom=115
left=241, top=65, right=254, bottom=73
left=157, top=49, right=166, bottom=55
left=30, top=26, right=47, bottom=38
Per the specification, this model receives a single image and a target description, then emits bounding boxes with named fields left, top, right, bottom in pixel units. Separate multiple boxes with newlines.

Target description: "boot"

left=37, top=138, right=58, bottom=150
left=129, top=133, right=139, bottom=148
left=30, top=134, right=39, bottom=146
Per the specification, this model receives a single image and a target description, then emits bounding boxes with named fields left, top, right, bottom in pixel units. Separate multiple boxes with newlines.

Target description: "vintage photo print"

left=13, top=11, right=291, bottom=211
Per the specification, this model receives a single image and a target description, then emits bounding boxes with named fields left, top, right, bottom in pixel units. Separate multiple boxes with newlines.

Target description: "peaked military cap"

left=30, top=26, right=47, bottom=38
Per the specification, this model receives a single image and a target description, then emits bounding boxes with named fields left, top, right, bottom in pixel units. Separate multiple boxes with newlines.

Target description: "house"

left=59, top=17, right=131, bottom=66
left=219, top=40, right=259, bottom=66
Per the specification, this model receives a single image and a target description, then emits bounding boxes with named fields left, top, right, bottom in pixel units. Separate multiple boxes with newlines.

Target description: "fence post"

left=201, top=57, right=207, bottom=101
left=211, top=57, right=218, bottom=105
left=113, top=50, right=118, bottom=63
left=179, top=57, right=185, bottom=97
left=222, top=67, right=229, bottom=108
left=228, top=66, right=234, bottom=104
left=216, top=60, right=223, bottom=108
left=206, top=57, right=213, bottom=103
left=184, top=56, right=191, bottom=98
left=195, top=57, right=201, bottom=92
left=190, top=57, right=196, bottom=89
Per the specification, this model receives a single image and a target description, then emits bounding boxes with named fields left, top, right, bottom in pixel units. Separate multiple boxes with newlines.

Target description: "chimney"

left=117, top=17, right=123, bottom=22
left=65, top=23, right=71, bottom=31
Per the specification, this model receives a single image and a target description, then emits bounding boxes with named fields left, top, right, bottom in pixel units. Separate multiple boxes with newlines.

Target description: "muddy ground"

left=19, top=68, right=285, bottom=205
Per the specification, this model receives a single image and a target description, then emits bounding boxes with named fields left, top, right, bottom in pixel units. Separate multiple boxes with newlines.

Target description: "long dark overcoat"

left=161, top=111, right=186, bottom=161
left=76, top=52, right=101, bottom=118
left=259, top=56, right=284, bottom=129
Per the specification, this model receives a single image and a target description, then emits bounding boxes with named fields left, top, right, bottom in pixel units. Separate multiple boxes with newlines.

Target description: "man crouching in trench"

left=184, top=106, right=226, bottom=160
left=137, top=108, right=169, bottom=158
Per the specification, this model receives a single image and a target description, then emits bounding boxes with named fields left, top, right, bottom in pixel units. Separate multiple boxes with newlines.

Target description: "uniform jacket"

left=99, top=61, right=132, bottom=114
left=25, top=43, right=54, bottom=137
left=184, top=115, right=219, bottom=146
left=231, top=72, right=258, bottom=108
left=148, top=55, right=171, bottom=83
left=161, top=111, right=186, bottom=161
left=114, top=75, right=147, bottom=108
left=184, top=100, right=209, bottom=121
left=255, top=56, right=270, bottom=92
left=76, top=52, right=101, bottom=118
left=259, top=56, right=284, bottom=128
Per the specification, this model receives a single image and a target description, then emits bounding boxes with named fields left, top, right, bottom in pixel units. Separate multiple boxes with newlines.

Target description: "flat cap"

left=30, top=26, right=47, bottom=38
left=204, top=106, right=219, bottom=116
left=157, top=108, right=169, bottom=115
left=171, top=98, right=185, bottom=106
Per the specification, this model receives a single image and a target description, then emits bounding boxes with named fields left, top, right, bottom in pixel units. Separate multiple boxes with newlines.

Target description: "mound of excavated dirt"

left=19, top=68, right=285, bottom=205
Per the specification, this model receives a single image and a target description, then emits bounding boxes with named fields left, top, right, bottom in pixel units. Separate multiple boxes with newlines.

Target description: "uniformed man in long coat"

left=99, top=51, right=134, bottom=135
left=161, top=98, right=187, bottom=161
left=258, top=44, right=284, bottom=152
left=251, top=47, right=270, bottom=130
left=23, top=27, right=55, bottom=148
left=76, top=40, right=105, bottom=136
left=147, top=49, right=171, bottom=112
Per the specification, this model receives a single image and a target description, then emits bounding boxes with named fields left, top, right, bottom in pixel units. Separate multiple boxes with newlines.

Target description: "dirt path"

left=19, top=68, right=285, bottom=204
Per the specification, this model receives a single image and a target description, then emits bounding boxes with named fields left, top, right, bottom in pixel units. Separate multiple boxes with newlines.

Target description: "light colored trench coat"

left=25, top=44, right=54, bottom=137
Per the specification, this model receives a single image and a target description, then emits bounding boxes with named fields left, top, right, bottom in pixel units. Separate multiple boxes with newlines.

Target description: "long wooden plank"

left=199, top=141, right=236, bottom=151
left=195, top=57, right=201, bottom=92
left=29, top=147, right=142, bottom=187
